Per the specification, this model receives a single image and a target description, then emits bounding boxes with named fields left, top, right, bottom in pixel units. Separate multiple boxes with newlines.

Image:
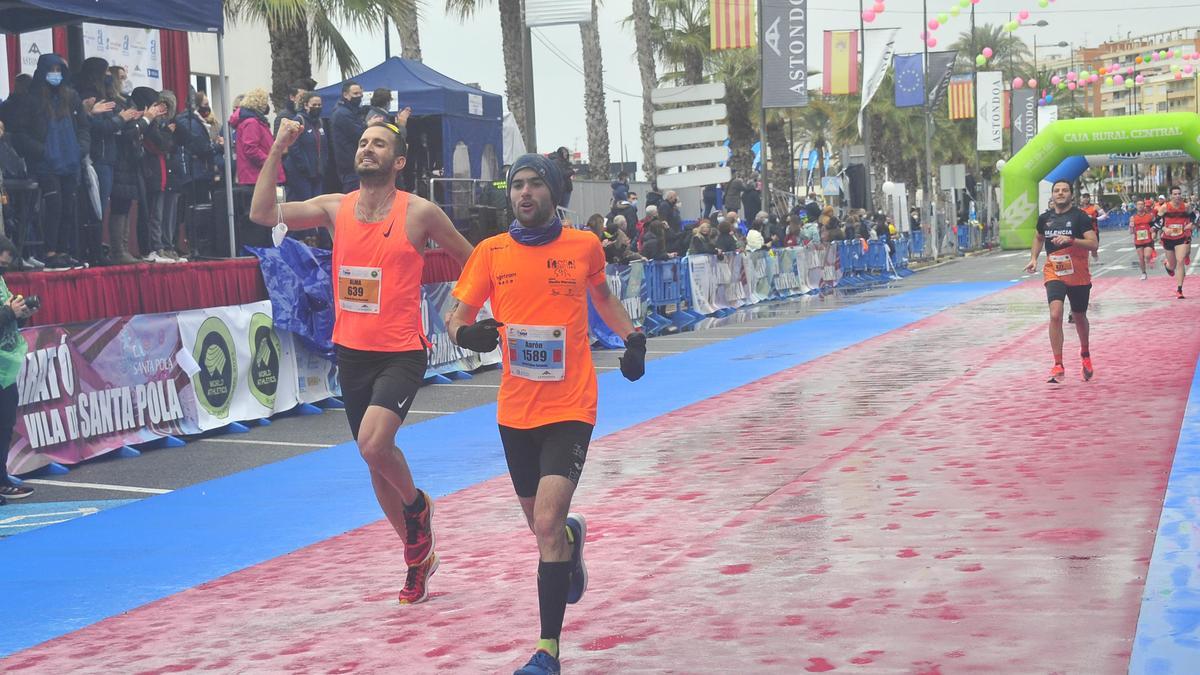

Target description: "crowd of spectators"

left=582, top=173, right=897, bottom=266
left=0, top=49, right=438, bottom=271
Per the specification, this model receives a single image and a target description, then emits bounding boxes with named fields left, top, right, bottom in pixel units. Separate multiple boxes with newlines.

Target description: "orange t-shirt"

left=1131, top=213, right=1155, bottom=245
left=331, top=190, right=428, bottom=352
left=452, top=229, right=607, bottom=429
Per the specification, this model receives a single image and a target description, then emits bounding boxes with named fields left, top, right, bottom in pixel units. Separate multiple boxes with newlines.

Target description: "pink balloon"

left=1018, top=9, right=1030, bottom=20
left=1176, top=72, right=1184, bottom=80
left=971, top=0, right=980, bottom=4
left=1135, top=75, right=1145, bottom=84
left=1067, top=81, right=1077, bottom=90
left=982, top=47, right=994, bottom=58
left=873, top=1, right=885, bottom=12
left=1090, top=74, right=1099, bottom=83
left=1167, top=49, right=1175, bottom=59
left=1028, top=78, right=1038, bottom=88
left=1186, top=65, right=1196, bottom=74
left=1152, top=52, right=1160, bottom=61
left=862, top=9, right=876, bottom=21
left=1051, top=75, right=1061, bottom=85
left=919, top=30, right=927, bottom=40
left=1066, top=71, right=1077, bottom=81
left=1113, top=74, right=1124, bottom=85
left=1013, top=77, right=1024, bottom=89
left=928, top=19, right=940, bottom=30
left=1125, top=66, right=1134, bottom=75
left=927, top=37, right=938, bottom=48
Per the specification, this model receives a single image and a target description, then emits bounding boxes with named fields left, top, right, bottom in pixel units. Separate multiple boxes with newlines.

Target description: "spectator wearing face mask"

left=284, top=92, right=325, bottom=204
left=2, top=53, right=90, bottom=269
left=331, top=81, right=366, bottom=192
left=171, top=88, right=222, bottom=258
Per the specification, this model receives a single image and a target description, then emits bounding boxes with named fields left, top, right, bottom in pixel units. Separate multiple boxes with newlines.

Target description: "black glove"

left=456, top=318, right=504, bottom=353
left=619, top=331, right=647, bottom=382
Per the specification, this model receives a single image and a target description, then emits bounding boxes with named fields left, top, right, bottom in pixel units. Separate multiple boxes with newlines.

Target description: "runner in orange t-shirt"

left=250, top=118, right=474, bottom=604
left=1156, top=186, right=1200, bottom=299
left=449, top=154, right=645, bottom=675
left=1025, top=179, right=1099, bottom=383
left=1130, top=200, right=1156, bottom=280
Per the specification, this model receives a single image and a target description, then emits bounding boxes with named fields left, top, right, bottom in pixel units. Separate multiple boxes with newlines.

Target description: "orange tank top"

left=331, top=190, right=428, bottom=352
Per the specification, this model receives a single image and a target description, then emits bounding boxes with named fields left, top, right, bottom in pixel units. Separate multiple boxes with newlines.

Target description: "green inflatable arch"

left=999, top=112, right=1200, bottom=249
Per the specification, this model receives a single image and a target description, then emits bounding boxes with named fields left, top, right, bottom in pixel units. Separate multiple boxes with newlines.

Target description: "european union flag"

left=894, top=53, right=925, bottom=108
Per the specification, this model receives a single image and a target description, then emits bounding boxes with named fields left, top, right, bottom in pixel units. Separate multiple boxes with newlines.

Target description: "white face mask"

left=121, top=79, right=133, bottom=95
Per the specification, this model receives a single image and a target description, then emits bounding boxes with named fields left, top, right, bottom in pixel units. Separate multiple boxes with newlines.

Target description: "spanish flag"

left=822, top=31, right=859, bottom=96
left=710, top=0, right=755, bottom=51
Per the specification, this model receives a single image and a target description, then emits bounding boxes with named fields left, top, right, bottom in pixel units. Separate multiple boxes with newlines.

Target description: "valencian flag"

left=893, top=53, right=925, bottom=108
left=947, top=74, right=974, bottom=119
left=711, top=0, right=755, bottom=50
left=822, top=31, right=859, bottom=95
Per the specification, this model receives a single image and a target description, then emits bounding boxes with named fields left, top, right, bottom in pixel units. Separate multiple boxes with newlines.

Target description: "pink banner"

left=6, top=314, right=202, bottom=475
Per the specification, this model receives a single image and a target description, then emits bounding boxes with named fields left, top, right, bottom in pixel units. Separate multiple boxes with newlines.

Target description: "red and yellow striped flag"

left=710, top=0, right=755, bottom=50
left=947, top=74, right=974, bottom=119
left=822, top=30, right=858, bottom=96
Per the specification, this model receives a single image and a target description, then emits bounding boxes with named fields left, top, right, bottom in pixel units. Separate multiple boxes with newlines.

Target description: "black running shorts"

left=337, top=346, right=427, bottom=439
left=1045, top=280, right=1091, bottom=314
left=1135, top=242, right=1154, bottom=249
left=498, top=421, right=594, bottom=498
left=1162, top=237, right=1191, bottom=251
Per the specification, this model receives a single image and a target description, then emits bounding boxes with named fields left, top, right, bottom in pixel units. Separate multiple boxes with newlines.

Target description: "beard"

left=514, top=200, right=556, bottom=227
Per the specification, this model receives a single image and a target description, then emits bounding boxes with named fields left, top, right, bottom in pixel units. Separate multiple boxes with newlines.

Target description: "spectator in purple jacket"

left=232, top=88, right=284, bottom=186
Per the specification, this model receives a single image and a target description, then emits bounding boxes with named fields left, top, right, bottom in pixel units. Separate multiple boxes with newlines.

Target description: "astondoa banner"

left=761, top=0, right=808, bottom=108
left=176, top=301, right=299, bottom=431
left=1011, top=88, right=1038, bottom=154
left=6, top=314, right=202, bottom=475
left=976, top=71, right=1003, bottom=151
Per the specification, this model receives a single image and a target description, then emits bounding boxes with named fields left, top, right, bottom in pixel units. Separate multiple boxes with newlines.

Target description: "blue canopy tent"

left=0, top=0, right=238, bottom=257
left=0, top=0, right=222, bottom=33
left=316, top=57, right=503, bottom=182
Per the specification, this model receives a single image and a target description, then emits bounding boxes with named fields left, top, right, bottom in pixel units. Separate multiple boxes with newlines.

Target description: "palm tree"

left=707, top=48, right=756, bottom=179
left=446, top=0, right=529, bottom=149
left=645, top=0, right=709, bottom=85
left=580, top=0, right=611, bottom=179
left=226, top=0, right=415, bottom=111
left=397, top=1, right=422, bottom=60
left=947, top=23, right=1032, bottom=76
left=630, top=0, right=658, bottom=180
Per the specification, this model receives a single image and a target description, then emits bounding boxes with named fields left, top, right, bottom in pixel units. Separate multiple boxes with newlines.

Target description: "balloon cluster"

left=915, top=0, right=982, bottom=48
left=1002, top=1, right=1056, bottom=33
left=975, top=46, right=994, bottom=67
left=861, top=0, right=887, bottom=23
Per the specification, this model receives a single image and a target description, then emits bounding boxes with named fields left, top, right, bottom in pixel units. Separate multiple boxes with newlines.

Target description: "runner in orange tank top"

left=250, top=118, right=474, bottom=604
left=1025, top=180, right=1099, bottom=383
left=448, top=154, right=646, bottom=675
left=1130, top=200, right=1156, bottom=280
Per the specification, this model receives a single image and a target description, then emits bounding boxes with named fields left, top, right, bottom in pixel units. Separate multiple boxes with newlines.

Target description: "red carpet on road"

left=4, top=277, right=1196, bottom=674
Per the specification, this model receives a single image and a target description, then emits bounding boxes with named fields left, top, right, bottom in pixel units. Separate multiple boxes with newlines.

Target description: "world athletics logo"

left=192, top=316, right=235, bottom=419
left=248, top=313, right=281, bottom=409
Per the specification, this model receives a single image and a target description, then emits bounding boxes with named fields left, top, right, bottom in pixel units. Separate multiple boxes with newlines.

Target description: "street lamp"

left=1033, top=38, right=1068, bottom=75
left=612, top=98, right=626, bottom=177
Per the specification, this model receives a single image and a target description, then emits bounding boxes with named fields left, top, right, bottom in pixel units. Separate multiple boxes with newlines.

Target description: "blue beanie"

left=508, top=153, right=564, bottom=207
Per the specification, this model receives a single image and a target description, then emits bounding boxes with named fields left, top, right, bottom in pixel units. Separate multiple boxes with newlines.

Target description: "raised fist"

left=275, top=118, right=303, bottom=150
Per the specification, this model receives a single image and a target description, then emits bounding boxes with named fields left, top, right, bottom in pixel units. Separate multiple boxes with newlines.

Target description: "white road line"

left=408, top=410, right=454, bottom=415
left=428, top=383, right=500, bottom=388
left=699, top=326, right=764, bottom=330
left=595, top=366, right=619, bottom=370
left=201, top=438, right=335, bottom=448
left=995, top=253, right=1024, bottom=259
left=649, top=336, right=725, bottom=341
left=646, top=350, right=686, bottom=354
left=23, top=478, right=171, bottom=495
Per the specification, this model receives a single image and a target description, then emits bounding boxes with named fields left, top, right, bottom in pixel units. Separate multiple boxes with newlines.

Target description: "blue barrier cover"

left=247, top=239, right=336, bottom=360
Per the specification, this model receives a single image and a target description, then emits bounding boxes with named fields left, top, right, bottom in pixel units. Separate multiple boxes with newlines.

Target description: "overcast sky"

left=332, top=0, right=1199, bottom=166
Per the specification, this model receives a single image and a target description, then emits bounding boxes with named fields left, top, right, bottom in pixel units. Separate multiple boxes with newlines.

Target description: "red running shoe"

left=1047, top=364, right=1066, bottom=383
left=403, top=490, right=436, bottom=566
left=397, top=551, right=439, bottom=605
left=1178, top=288, right=1186, bottom=300
left=1081, top=357, right=1094, bottom=381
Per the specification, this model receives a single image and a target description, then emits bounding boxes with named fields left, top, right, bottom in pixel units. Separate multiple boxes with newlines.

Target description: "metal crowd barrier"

left=613, top=237, right=919, bottom=336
